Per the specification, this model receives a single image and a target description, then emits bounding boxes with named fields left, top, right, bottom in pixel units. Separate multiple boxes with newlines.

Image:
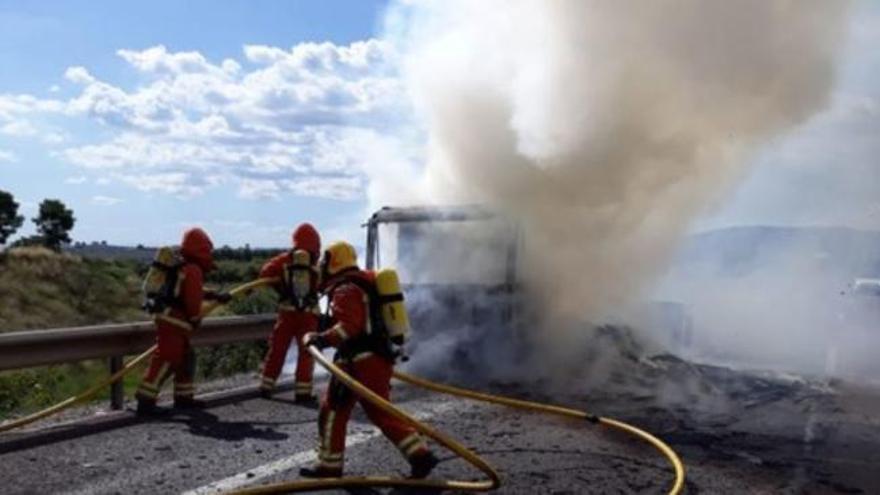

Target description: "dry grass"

left=0, top=248, right=283, bottom=417
left=0, top=247, right=146, bottom=332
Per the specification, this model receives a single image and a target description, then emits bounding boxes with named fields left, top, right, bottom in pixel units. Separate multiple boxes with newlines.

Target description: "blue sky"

left=0, top=0, right=391, bottom=247
left=1, top=1, right=878, bottom=248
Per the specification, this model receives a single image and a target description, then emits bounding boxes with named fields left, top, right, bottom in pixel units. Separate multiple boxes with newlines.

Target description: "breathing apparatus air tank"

left=142, top=246, right=183, bottom=313
left=375, top=268, right=410, bottom=345
left=288, top=248, right=313, bottom=303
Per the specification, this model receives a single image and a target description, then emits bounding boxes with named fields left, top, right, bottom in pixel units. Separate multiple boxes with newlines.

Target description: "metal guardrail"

left=0, top=314, right=276, bottom=371
left=0, top=314, right=276, bottom=409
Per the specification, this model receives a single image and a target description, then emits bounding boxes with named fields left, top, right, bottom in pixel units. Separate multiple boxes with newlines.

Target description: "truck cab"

left=364, top=206, right=521, bottom=370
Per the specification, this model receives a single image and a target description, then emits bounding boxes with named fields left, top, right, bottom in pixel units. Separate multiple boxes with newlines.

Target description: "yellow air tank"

left=375, top=268, right=410, bottom=344
left=142, top=246, right=182, bottom=313
left=288, top=248, right=313, bottom=301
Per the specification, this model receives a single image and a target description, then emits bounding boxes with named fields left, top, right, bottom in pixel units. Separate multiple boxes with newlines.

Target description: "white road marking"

left=181, top=401, right=460, bottom=495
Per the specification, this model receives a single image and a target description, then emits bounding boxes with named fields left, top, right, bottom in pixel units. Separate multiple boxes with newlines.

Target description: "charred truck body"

left=363, top=205, right=696, bottom=375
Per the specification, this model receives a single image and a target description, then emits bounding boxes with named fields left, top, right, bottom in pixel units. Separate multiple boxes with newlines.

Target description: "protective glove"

left=317, top=314, right=334, bottom=332
left=303, top=332, right=328, bottom=349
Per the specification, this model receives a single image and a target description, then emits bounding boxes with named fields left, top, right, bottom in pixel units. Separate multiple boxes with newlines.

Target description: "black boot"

left=293, top=393, right=317, bottom=405
left=173, top=397, right=207, bottom=410
left=299, top=465, right=342, bottom=478
left=409, top=451, right=439, bottom=479
left=259, top=388, right=273, bottom=399
left=136, top=399, right=167, bottom=417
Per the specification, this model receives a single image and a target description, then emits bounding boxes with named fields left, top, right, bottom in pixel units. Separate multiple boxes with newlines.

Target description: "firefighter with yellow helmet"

left=300, top=241, right=438, bottom=479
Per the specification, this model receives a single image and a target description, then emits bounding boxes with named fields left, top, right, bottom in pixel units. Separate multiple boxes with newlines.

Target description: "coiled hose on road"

left=229, top=345, right=685, bottom=495
left=0, top=278, right=277, bottom=434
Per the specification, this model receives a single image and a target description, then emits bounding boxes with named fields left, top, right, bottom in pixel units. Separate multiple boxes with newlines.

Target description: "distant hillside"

left=0, top=247, right=146, bottom=332
left=676, top=226, right=880, bottom=278
left=65, top=242, right=285, bottom=263
left=65, top=242, right=156, bottom=262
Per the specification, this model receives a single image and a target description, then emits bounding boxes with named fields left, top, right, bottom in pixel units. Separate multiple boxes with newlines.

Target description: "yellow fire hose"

left=0, top=274, right=686, bottom=494
left=0, top=277, right=277, bottom=434
left=393, top=370, right=686, bottom=495
left=229, top=345, right=685, bottom=495
left=231, top=345, right=501, bottom=495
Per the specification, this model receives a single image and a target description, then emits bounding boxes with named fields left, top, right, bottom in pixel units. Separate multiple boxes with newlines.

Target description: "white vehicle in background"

left=852, top=278, right=880, bottom=297
left=826, top=277, right=880, bottom=382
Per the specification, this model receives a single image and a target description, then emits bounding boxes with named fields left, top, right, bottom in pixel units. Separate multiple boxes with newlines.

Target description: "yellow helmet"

left=321, top=241, right=359, bottom=279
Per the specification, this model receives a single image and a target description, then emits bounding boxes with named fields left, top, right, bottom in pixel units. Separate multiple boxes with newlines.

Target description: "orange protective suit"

left=259, top=224, right=321, bottom=398
left=136, top=228, right=215, bottom=407
left=312, top=269, right=430, bottom=473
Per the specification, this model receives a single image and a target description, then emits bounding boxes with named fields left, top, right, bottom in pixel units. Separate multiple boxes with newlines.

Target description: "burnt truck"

left=361, top=205, right=693, bottom=369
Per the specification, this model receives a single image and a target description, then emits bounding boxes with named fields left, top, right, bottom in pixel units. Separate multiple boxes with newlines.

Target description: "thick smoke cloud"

left=383, top=0, right=851, bottom=322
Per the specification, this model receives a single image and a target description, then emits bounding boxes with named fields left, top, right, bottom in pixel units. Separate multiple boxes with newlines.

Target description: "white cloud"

left=0, top=149, right=16, bottom=163
left=65, top=176, right=88, bottom=184
left=283, top=176, right=362, bottom=200
left=238, top=178, right=282, bottom=200
left=0, top=118, right=66, bottom=145
left=117, top=172, right=207, bottom=196
left=42, top=131, right=66, bottom=144
left=91, top=195, right=122, bottom=206
left=243, top=45, right=289, bottom=64
left=117, top=45, right=240, bottom=78
left=64, top=66, right=96, bottom=85
left=0, top=94, right=63, bottom=121
left=65, top=133, right=247, bottom=170
left=48, top=43, right=409, bottom=201
left=237, top=175, right=363, bottom=201
left=0, top=120, right=38, bottom=137
left=2, top=41, right=412, bottom=202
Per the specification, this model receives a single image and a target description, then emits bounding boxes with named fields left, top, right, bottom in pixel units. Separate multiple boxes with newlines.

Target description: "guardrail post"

left=109, top=356, right=124, bottom=410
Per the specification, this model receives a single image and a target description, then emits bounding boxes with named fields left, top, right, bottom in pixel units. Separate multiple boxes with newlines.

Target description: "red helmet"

left=181, top=227, right=216, bottom=271
left=292, top=223, right=321, bottom=261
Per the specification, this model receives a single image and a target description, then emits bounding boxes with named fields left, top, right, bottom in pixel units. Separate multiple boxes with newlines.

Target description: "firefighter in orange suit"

left=300, top=241, right=439, bottom=479
left=258, top=223, right=322, bottom=402
left=136, top=228, right=226, bottom=415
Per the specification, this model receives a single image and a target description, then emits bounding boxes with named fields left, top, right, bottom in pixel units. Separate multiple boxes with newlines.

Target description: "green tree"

left=33, top=199, right=75, bottom=251
left=0, top=190, right=24, bottom=245
left=10, top=235, right=45, bottom=248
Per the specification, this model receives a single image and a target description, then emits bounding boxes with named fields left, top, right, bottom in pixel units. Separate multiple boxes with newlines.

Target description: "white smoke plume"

left=655, top=227, right=880, bottom=382
left=381, top=0, right=852, bottom=322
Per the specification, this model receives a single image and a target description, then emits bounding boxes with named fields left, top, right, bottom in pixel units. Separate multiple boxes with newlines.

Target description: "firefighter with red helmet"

left=299, top=241, right=439, bottom=479
left=136, top=227, right=226, bottom=415
left=258, top=223, right=322, bottom=402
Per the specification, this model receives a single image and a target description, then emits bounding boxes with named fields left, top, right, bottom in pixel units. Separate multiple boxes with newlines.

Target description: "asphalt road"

left=0, top=373, right=877, bottom=494
left=0, top=380, right=680, bottom=495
